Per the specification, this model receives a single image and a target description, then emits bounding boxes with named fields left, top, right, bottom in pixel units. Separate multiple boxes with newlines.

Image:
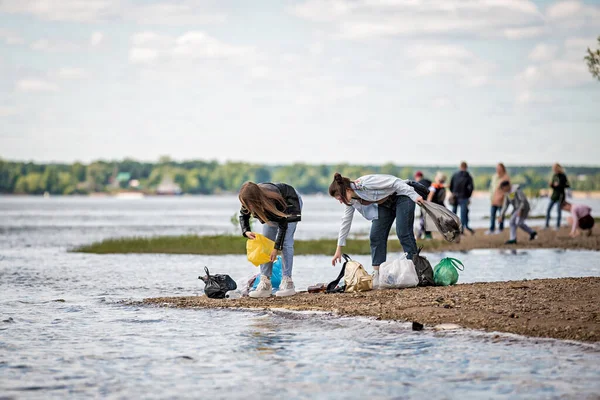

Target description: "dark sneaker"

left=530, top=231, right=538, bottom=241
left=504, top=239, right=517, bottom=245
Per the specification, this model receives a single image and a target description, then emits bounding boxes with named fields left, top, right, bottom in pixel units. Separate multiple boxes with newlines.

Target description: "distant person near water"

left=450, top=161, right=475, bottom=235
left=328, top=173, right=424, bottom=288
left=487, top=163, right=510, bottom=235
left=545, top=163, right=570, bottom=230
left=499, top=181, right=538, bottom=245
left=238, top=182, right=302, bottom=298
left=561, top=201, right=594, bottom=238
left=427, top=171, right=447, bottom=206
left=414, top=171, right=432, bottom=240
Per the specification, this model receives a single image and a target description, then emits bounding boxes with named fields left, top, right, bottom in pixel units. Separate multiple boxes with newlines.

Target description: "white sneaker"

left=372, top=270, right=380, bottom=290
left=249, top=275, right=272, bottom=298
left=484, top=230, right=495, bottom=235
left=275, top=277, right=296, bottom=297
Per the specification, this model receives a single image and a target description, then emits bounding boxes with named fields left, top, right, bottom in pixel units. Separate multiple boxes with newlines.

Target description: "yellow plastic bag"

left=246, top=233, right=275, bottom=267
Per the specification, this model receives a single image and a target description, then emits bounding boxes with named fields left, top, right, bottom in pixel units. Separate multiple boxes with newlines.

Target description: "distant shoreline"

left=72, top=225, right=600, bottom=255
left=3, top=190, right=600, bottom=199
left=142, top=277, right=600, bottom=343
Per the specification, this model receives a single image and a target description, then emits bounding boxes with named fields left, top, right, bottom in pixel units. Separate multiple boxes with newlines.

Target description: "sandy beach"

left=144, top=277, right=600, bottom=343
left=424, top=225, right=600, bottom=252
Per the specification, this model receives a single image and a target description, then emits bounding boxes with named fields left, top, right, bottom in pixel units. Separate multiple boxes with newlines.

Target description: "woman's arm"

left=239, top=208, right=253, bottom=238
left=427, top=187, right=435, bottom=202
left=332, top=205, right=355, bottom=265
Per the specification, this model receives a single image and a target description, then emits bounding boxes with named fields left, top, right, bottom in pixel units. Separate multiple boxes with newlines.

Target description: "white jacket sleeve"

left=337, top=205, right=355, bottom=246
left=393, top=179, right=419, bottom=202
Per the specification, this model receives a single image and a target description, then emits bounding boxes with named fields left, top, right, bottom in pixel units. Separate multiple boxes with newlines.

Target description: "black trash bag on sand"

left=198, top=267, right=237, bottom=299
left=412, top=247, right=435, bottom=287
left=420, top=201, right=462, bottom=242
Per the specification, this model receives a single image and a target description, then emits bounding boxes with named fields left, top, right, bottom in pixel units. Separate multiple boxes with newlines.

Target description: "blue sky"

left=1, top=0, right=599, bottom=166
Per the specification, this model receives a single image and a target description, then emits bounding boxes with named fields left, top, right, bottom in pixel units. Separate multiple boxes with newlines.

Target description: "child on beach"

left=328, top=173, right=424, bottom=288
left=561, top=201, right=594, bottom=237
left=427, top=172, right=447, bottom=206
left=499, top=181, right=538, bottom=245
left=238, top=182, right=302, bottom=298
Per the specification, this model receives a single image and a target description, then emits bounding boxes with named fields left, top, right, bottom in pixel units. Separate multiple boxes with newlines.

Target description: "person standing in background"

left=450, top=161, right=475, bottom=235
left=414, top=171, right=432, bottom=240
left=545, top=163, right=570, bottom=230
left=487, top=163, right=510, bottom=235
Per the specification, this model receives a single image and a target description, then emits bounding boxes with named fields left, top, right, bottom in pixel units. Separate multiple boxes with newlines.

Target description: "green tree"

left=585, top=36, right=600, bottom=81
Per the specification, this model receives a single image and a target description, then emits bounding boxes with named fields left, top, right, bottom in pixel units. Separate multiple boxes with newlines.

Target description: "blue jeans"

left=452, top=198, right=471, bottom=233
left=490, top=205, right=504, bottom=231
left=545, top=200, right=562, bottom=228
left=370, top=195, right=417, bottom=265
left=260, top=194, right=302, bottom=278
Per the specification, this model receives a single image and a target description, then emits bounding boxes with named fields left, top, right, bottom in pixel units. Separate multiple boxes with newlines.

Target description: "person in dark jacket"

left=239, top=182, right=302, bottom=298
left=450, top=161, right=475, bottom=235
left=545, top=163, right=570, bottom=230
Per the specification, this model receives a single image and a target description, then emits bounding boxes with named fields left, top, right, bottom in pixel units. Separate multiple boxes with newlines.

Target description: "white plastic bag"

left=378, top=254, right=419, bottom=289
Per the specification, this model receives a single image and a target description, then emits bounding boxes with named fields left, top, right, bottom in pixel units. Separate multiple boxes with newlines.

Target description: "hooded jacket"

left=450, top=170, right=474, bottom=200
left=501, top=184, right=530, bottom=217
left=239, top=183, right=301, bottom=250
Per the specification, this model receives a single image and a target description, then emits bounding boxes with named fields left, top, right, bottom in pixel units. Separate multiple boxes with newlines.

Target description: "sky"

left=1, top=0, right=599, bottom=166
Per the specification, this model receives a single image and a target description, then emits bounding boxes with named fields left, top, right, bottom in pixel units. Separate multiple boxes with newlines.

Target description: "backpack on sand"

left=327, top=254, right=373, bottom=293
left=198, top=267, right=237, bottom=299
left=412, top=247, right=435, bottom=287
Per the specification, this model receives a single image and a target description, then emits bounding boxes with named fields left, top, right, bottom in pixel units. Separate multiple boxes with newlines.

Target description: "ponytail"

left=328, top=172, right=353, bottom=206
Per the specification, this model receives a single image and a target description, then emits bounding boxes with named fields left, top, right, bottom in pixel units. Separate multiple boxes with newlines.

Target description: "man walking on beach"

left=450, top=161, right=475, bottom=235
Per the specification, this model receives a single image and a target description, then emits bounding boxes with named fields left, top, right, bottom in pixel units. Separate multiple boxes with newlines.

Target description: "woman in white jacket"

left=328, top=173, right=424, bottom=283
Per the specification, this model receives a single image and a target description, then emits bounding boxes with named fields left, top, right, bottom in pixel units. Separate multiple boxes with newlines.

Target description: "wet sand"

left=426, top=225, right=600, bottom=252
left=144, top=277, right=600, bottom=343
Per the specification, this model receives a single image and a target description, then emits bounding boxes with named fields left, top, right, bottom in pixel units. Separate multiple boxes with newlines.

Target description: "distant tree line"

left=1, top=157, right=600, bottom=195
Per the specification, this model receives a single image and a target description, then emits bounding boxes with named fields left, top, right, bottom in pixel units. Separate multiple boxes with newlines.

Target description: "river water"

left=1, top=196, right=600, bottom=399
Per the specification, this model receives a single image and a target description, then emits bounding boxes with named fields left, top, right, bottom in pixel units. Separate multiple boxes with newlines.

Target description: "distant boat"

left=114, top=192, right=145, bottom=199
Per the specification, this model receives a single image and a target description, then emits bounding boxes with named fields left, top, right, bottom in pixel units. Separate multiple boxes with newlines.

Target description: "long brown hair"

left=239, top=182, right=288, bottom=223
left=497, top=162, right=507, bottom=176
left=328, top=172, right=353, bottom=206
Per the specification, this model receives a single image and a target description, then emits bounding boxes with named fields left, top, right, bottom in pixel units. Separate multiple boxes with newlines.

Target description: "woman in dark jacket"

left=545, top=163, right=569, bottom=230
left=239, top=182, right=302, bottom=298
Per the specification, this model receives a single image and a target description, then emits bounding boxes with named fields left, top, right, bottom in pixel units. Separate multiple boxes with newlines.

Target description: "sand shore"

left=426, top=225, right=599, bottom=252
left=143, top=277, right=600, bottom=343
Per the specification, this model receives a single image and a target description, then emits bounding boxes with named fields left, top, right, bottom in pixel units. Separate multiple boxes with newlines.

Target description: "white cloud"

left=58, top=67, right=87, bottom=79
left=292, top=0, right=543, bottom=39
left=129, top=47, right=160, bottom=64
left=516, top=90, right=532, bottom=105
left=0, top=0, right=225, bottom=25
left=545, top=1, right=600, bottom=29
left=124, top=2, right=226, bottom=25
left=0, top=29, right=25, bottom=45
left=528, top=44, right=558, bottom=62
left=172, top=31, right=253, bottom=59
left=406, top=43, right=493, bottom=86
left=503, top=26, right=545, bottom=40
left=16, top=79, right=59, bottom=92
left=31, top=38, right=78, bottom=52
left=0, top=0, right=115, bottom=22
left=0, top=106, right=17, bottom=117
left=90, top=32, right=103, bottom=46
left=127, top=31, right=253, bottom=66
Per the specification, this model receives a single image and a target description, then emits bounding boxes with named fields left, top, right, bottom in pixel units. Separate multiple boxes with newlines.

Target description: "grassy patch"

left=72, top=235, right=445, bottom=255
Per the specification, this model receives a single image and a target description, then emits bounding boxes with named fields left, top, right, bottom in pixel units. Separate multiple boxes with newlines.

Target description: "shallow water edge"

left=142, top=277, right=600, bottom=343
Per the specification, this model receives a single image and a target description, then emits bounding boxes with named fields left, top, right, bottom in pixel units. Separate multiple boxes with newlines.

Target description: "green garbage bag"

left=433, top=258, right=464, bottom=286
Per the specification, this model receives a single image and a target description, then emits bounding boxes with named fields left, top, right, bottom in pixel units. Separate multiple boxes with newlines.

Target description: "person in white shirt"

left=328, top=173, right=424, bottom=286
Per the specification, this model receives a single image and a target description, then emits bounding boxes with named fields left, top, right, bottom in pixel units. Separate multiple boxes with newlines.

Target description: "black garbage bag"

left=198, top=267, right=237, bottom=299
left=412, top=247, right=435, bottom=287
left=420, top=201, right=462, bottom=242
